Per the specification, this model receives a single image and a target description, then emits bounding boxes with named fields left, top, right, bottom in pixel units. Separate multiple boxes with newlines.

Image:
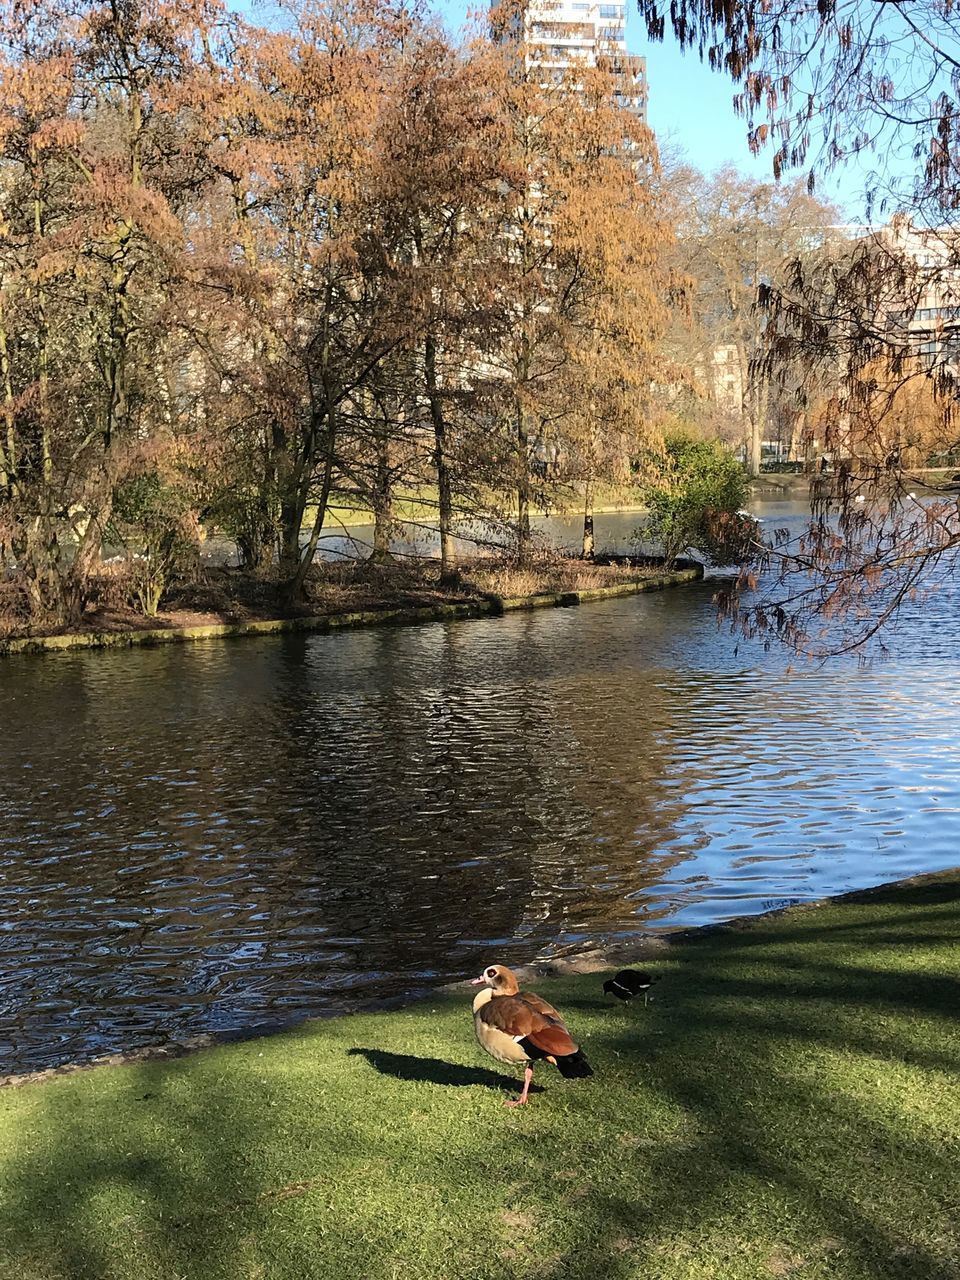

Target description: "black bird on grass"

left=603, top=969, right=658, bottom=1007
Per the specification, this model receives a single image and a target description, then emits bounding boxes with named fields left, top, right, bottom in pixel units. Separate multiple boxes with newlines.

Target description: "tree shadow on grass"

left=0, top=1049, right=309, bottom=1280
left=529, top=878, right=960, bottom=1280
left=547, top=995, right=619, bottom=1013
left=5, top=876, right=960, bottom=1280
left=348, top=1046, right=543, bottom=1093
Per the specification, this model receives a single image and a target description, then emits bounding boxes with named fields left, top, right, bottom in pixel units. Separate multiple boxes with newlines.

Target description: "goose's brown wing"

left=478, top=994, right=579, bottom=1058
left=477, top=994, right=544, bottom=1037
left=518, top=988, right=565, bottom=1024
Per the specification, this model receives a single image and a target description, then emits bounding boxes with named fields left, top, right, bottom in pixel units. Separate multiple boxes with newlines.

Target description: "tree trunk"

left=734, top=337, right=761, bottom=478
left=581, top=484, right=595, bottom=559
left=237, top=530, right=274, bottom=576
left=0, top=298, right=15, bottom=497
left=0, top=304, right=17, bottom=567
left=277, top=467, right=302, bottom=588
left=281, top=398, right=336, bottom=608
left=277, top=420, right=313, bottom=593
left=370, top=434, right=394, bottom=564
left=424, top=333, right=457, bottom=586
left=753, top=376, right=770, bottom=476
left=516, top=398, right=532, bottom=564
left=748, top=407, right=762, bottom=478
left=17, top=504, right=106, bottom=632
left=232, top=183, right=283, bottom=577
left=788, top=410, right=806, bottom=463
left=249, top=420, right=285, bottom=575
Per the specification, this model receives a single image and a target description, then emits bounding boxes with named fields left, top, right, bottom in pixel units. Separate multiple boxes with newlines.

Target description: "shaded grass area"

left=3, top=874, right=960, bottom=1279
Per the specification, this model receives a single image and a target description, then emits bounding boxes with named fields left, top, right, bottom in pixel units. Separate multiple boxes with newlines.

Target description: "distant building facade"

left=710, top=343, right=743, bottom=415
left=520, top=0, right=648, bottom=123
left=872, top=219, right=960, bottom=373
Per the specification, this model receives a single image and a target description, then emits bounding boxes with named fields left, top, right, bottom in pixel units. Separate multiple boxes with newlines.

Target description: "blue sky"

left=436, top=0, right=873, bottom=220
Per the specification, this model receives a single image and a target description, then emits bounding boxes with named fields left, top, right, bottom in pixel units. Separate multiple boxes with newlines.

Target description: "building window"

left=915, top=305, right=960, bottom=324
left=598, top=4, right=622, bottom=15
left=598, top=25, right=620, bottom=38
left=919, top=339, right=939, bottom=369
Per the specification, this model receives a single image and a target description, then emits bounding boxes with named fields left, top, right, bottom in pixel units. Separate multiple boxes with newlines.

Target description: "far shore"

left=0, top=555, right=704, bottom=657
left=306, top=474, right=805, bottom=532
left=322, top=467, right=960, bottom=527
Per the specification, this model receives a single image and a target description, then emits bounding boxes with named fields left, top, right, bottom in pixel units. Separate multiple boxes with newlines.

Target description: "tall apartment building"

left=521, top=0, right=648, bottom=123
left=873, top=219, right=960, bottom=372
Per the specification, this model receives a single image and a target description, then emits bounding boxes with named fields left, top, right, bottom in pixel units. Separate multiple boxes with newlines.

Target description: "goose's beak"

left=470, top=976, right=486, bottom=985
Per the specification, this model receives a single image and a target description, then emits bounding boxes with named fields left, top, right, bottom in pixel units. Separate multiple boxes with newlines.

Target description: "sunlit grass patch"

left=2, top=872, right=959, bottom=1280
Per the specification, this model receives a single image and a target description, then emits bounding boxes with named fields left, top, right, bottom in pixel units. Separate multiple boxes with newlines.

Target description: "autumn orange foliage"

left=0, top=0, right=675, bottom=624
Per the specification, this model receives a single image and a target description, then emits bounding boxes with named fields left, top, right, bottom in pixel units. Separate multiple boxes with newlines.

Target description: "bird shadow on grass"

left=348, top=1047, right=543, bottom=1093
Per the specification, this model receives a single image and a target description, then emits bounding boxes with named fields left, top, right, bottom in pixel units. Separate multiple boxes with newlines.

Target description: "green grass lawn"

left=3, top=873, right=960, bottom=1280
left=314, top=485, right=650, bottom=531
left=316, top=494, right=443, bottom=530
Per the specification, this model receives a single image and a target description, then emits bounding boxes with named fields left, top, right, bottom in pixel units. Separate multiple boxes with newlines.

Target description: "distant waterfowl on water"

left=471, top=964, right=593, bottom=1107
left=603, top=969, right=658, bottom=1006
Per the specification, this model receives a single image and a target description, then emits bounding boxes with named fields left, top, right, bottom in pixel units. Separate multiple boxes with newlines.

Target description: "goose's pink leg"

left=505, top=1066, right=534, bottom=1107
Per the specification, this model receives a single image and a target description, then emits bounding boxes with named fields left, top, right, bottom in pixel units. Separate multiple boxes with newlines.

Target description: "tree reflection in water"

left=2, top=531, right=960, bottom=1072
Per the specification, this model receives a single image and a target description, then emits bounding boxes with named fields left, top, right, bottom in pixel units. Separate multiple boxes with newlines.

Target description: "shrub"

left=109, top=471, right=198, bottom=616
left=638, top=433, right=756, bottom=567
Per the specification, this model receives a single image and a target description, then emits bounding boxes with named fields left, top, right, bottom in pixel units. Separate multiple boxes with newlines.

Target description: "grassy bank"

left=317, top=487, right=655, bottom=528
left=3, top=873, right=959, bottom=1279
left=1, top=557, right=700, bottom=654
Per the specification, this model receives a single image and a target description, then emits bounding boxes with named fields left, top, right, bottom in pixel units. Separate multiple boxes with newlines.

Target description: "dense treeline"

left=0, top=0, right=676, bottom=627
left=4, top=0, right=957, bottom=650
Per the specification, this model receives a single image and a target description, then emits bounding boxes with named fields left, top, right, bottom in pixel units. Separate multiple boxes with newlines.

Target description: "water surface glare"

left=2, top=527, right=960, bottom=1070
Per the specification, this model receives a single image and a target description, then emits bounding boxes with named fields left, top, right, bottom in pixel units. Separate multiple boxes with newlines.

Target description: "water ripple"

left=2, top=510, right=960, bottom=1070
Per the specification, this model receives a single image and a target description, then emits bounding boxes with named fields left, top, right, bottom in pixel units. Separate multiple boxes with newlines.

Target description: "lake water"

left=2, top=503, right=959, bottom=1072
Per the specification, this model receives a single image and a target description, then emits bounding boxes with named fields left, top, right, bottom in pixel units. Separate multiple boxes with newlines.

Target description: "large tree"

left=0, top=0, right=220, bottom=626
left=366, top=20, right=512, bottom=584
left=486, top=3, right=672, bottom=561
left=667, top=168, right=837, bottom=476
left=192, top=0, right=418, bottom=602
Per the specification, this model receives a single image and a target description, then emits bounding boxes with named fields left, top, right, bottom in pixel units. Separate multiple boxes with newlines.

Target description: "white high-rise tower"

left=522, top=0, right=647, bottom=122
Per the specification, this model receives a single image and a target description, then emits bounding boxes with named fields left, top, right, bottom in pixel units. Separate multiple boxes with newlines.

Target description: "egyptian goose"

left=471, top=963, right=593, bottom=1107
left=603, top=968, right=658, bottom=1006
